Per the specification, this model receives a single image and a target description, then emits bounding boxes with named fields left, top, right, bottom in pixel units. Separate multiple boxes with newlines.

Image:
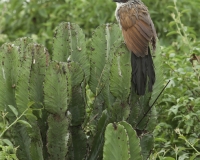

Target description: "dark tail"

left=131, top=47, right=155, bottom=95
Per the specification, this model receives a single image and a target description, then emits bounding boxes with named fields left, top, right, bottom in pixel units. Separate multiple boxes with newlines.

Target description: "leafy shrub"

left=152, top=0, right=200, bottom=159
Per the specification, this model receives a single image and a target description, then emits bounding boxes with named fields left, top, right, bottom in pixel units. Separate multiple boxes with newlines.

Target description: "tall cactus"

left=52, top=22, right=89, bottom=81
left=15, top=43, right=32, bottom=114
left=0, top=38, right=49, bottom=160
left=109, top=43, right=131, bottom=121
left=0, top=39, right=32, bottom=160
left=89, top=24, right=122, bottom=108
left=14, top=39, right=35, bottom=160
left=44, top=61, right=71, bottom=160
left=52, top=22, right=88, bottom=125
left=44, top=62, right=71, bottom=115
left=87, top=24, right=122, bottom=159
left=0, top=22, right=164, bottom=160
left=52, top=22, right=88, bottom=160
left=27, top=43, right=49, bottom=160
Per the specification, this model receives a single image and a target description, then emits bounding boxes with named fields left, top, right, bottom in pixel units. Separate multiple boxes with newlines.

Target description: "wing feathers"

left=123, top=29, right=140, bottom=54
left=118, top=2, right=156, bottom=57
left=122, top=26, right=148, bottom=56
left=136, top=20, right=152, bottom=39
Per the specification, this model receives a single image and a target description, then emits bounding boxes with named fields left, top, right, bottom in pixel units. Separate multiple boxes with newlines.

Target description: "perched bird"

left=113, top=0, right=157, bottom=95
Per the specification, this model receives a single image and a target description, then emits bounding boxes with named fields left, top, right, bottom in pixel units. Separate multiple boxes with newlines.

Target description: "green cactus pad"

left=119, top=121, right=142, bottom=160
left=15, top=44, right=32, bottom=114
left=44, top=61, right=71, bottom=114
left=89, top=24, right=122, bottom=96
left=29, top=44, right=49, bottom=109
left=103, top=123, right=130, bottom=160
left=52, top=22, right=89, bottom=81
left=110, top=43, right=131, bottom=101
left=47, top=113, right=70, bottom=160
left=0, top=43, right=19, bottom=112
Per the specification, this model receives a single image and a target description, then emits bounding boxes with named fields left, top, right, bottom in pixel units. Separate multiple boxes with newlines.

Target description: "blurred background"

left=0, top=0, right=200, bottom=159
left=0, top=0, right=200, bottom=50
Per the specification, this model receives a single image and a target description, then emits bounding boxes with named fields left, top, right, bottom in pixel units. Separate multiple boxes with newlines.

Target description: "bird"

left=113, top=0, right=157, bottom=95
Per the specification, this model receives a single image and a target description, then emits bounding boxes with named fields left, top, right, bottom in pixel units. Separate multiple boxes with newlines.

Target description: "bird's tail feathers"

left=131, top=47, right=155, bottom=95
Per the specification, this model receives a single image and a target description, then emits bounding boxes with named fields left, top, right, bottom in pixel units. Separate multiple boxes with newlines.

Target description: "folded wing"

left=118, top=3, right=156, bottom=57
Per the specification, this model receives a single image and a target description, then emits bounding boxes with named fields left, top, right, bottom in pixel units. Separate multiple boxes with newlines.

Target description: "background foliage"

left=0, top=0, right=200, bottom=159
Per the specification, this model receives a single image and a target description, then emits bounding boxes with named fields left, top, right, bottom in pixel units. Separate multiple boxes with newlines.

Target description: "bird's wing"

left=117, top=3, right=156, bottom=57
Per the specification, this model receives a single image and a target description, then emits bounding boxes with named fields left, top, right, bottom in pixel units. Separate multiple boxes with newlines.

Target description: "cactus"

left=44, top=62, right=71, bottom=115
left=29, top=43, right=49, bottom=109
left=52, top=22, right=89, bottom=81
left=44, top=61, right=71, bottom=159
left=109, top=43, right=131, bottom=121
left=140, top=133, right=154, bottom=160
left=88, top=24, right=163, bottom=159
left=52, top=22, right=88, bottom=160
left=87, top=110, right=110, bottom=160
left=16, top=40, right=48, bottom=160
left=0, top=38, right=49, bottom=160
left=46, top=113, right=70, bottom=160
left=0, top=39, right=32, bottom=160
left=0, top=43, right=19, bottom=116
left=52, top=22, right=88, bottom=127
left=0, top=22, right=164, bottom=160
left=27, top=43, right=49, bottom=159
left=103, top=122, right=142, bottom=160
left=28, top=43, right=49, bottom=160
left=15, top=43, right=32, bottom=114
left=104, top=123, right=130, bottom=160
left=87, top=24, right=130, bottom=159
left=13, top=39, right=34, bottom=160
left=89, top=24, right=122, bottom=107
left=69, top=126, right=87, bottom=160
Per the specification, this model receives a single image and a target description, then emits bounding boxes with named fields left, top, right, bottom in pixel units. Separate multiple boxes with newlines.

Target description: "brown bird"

left=113, top=0, right=157, bottom=95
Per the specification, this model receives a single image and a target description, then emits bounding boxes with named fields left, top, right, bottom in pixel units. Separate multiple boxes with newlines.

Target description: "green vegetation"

left=0, top=21, right=160, bottom=159
left=0, top=0, right=200, bottom=159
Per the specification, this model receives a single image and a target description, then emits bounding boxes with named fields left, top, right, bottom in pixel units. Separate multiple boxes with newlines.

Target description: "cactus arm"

left=0, top=44, right=19, bottom=112
left=103, top=123, right=130, bottom=160
left=47, top=114, right=70, bottom=160
left=119, top=121, right=143, bottom=160
left=44, top=62, right=71, bottom=115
